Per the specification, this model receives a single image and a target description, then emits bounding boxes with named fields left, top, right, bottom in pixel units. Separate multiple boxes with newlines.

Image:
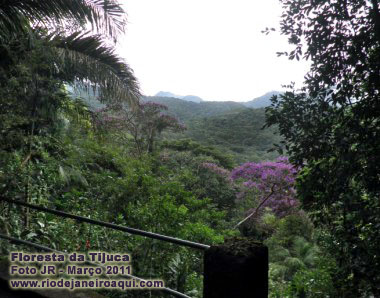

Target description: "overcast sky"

left=118, top=0, right=309, bottom=102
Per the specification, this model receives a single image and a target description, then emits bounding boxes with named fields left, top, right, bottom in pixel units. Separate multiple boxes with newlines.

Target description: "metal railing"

left=0, top=233, right=191, bottom=298
left=1, top=197, right=210, bottom=251
left=0, top=196, right=212, bottom=298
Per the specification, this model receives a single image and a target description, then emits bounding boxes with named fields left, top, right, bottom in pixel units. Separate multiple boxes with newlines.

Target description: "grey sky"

left=118, top=0, right=309, bottom=102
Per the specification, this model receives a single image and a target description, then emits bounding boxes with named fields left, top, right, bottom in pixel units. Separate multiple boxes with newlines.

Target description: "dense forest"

left=141, top=95, right=282, bottom=163
left=0, top=1, right=379, bottom=298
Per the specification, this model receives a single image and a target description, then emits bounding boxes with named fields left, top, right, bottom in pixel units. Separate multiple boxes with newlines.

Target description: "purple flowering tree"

left=230, top=157, right=298, bottom=227
left=92, top=101, right=185, bottom=154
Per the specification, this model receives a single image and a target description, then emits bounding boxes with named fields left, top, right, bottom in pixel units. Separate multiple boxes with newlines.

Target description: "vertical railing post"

left=203, top=237, right=268, bottom=298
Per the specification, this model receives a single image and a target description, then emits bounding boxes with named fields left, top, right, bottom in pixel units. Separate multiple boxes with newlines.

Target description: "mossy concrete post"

left=203, top=237, right=268, bottom=298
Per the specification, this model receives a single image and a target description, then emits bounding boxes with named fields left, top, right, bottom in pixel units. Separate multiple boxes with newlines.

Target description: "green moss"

left=217, top=236, right=265, bottom=257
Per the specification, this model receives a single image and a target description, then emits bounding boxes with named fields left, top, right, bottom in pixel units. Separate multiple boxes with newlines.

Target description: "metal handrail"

left=0, top=233, right=191, bottom=298
left=0, top=197, right=210, bottom=251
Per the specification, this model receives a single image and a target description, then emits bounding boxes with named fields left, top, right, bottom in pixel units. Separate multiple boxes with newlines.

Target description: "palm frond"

left=291, top=236, right=319, bottom=267
left=82, top=0, right=127, bottom=41
left=50, top=32, right=140, bottom=107
left=0, top=0, right=126, bottom=41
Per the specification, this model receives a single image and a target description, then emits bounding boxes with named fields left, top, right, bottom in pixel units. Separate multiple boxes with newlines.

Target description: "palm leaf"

left=291, top=236, right=319, bottom=267
left=0, top=0, right=126, bottom=41
left=50, top=32, right=140, bottom=107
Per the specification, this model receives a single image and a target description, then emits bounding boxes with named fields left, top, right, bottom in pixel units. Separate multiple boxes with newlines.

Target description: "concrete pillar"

left=203, top=237, right=268, bottom=298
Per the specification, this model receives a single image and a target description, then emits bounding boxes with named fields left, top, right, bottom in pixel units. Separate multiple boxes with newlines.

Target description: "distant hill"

left=243, top=91, right=281, bottom=108
left=184, top=108, right=281, bottom=163
left=154, top=90, right=282, bottom=107
left=155, top=91, right=203, bottom=103
left=144, top=95, right=281, bottom=163
left=182, top=95, right=204, bottom=103
left=155, top=91, right=179, bottom=98
left=69, top=89, right=282, bottom=163
left=143, top=96, right=247, bottom=123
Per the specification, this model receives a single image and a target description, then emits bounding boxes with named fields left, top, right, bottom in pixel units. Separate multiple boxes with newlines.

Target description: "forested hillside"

left=69, top=91, right=282, bottom=164
left=143, top=96, right=246, bottom=121
left=185, top=109, right=281, bottom=163
left=143, top=96, right=281, bottom=163
left=0, top=1, right=379, bottom=298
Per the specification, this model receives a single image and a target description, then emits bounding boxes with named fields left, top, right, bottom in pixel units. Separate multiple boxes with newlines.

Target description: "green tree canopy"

left=265, top=0, right=380, bottom=296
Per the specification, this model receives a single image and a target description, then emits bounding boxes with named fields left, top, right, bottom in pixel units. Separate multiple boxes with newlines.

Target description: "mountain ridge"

left=244, top=91, right=281, bottom=108
left=154, top=90, right=281, bottom=107
left=155, top=91, right=204, bottom=103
